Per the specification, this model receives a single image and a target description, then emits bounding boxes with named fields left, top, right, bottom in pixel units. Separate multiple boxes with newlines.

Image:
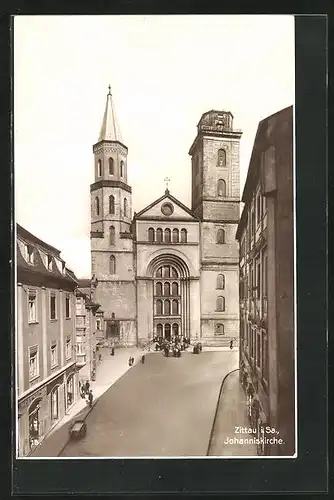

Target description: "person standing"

left=141, top=354, right=145, bottom=364
left=128, top=356, right=132, bottom=367
left=85, top=380, right=90, bottom=393
left=88, top=390, right=93, bottom=408
left=230, top=339, right=234, bottom=350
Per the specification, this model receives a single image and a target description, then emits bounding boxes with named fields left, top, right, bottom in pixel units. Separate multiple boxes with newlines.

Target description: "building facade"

left=16, top=225, right=79, bottom=457
left=90, top=90, right=242, bottom=347
left=236, top=106, right=295, bottom=456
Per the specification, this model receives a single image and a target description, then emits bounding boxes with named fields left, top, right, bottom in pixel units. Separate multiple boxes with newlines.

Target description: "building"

left=74, top=279, right=104, bottom=382
left=16, top=224, right=79, bottom=457
left=236, top=106, right=295, bottom=456
left=90, top=88, right=242, bottom=346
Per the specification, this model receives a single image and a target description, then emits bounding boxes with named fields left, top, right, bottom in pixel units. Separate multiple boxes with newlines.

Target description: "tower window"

left=156, top=228, right=163, bottom=243
left=180, top=228, right=187, bottom=243
left=109, top=195, right=115, bottom=214
left=110, top=255, right=116, bottom=274
left=109, top=226, right=115, bottom=246
left=97, top=159, right=102, bottom=177
left=217, top=149, right=226, bottom=167
left=164, top=282, right=170, bottom=296
left=172, top=299, right=179, bottom=315
left=164, top=300, right=171, bottom=315
left=172, top=228, right=179, bottom=243
left=95, top=196, right=100, bottom=216
left=217, top=274, right=225, bottom=289
left=156, top=282, right=162, bottom=296
left=123, top=198, right=128, bottom=217
left=109, top=157, right=114, bottom=175
left=172, top=282, right=178, bottom=296
left=216, top=296, right=225, bottom=311
left=120, top=161, right=124, bottom=177
left=164, top=228, right=171, bottom=243
left=217, top=179, right=226, bottom=197
left=148, top=228, right=155, bottom=242
left=156, top=300, right=163, bottom=315
left=217, top=228, right=225, bottom=244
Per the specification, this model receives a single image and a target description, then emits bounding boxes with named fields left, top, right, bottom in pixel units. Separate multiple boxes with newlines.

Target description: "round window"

left=161, top=203, right=174, bottom=216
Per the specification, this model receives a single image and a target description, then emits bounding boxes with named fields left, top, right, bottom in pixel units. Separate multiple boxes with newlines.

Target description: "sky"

left=14, top=15, right=295, bottom=278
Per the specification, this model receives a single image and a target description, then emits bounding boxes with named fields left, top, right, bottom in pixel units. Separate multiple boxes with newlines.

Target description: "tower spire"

left=98, top=86, right=123, bottom=143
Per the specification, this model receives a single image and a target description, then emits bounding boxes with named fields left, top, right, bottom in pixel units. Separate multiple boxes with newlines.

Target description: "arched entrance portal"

left=149, top=254, right=191, bottom=342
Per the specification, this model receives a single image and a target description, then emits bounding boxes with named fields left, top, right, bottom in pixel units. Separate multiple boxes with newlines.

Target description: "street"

left=60, top=350, right=238, bottom=457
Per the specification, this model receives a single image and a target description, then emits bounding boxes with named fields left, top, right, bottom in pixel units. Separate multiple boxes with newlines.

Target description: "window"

left=172, top=282, right=178, bottom=296
left=156, top=267, right=162, bottom=278
left=171, top=267, right=178, bottom=278
left=96, top=319, right=101, bottom=330
left=262, top=253, right=268, bottom=297
left=216, top=324, right=224, bottom=335
left=148, top=228, right=155, bottom=242
left=97, top=159, right=102, bottom=177
left=156, top=282, right=162, bottom=296
left=172, top=228, right=179, bottom=243
left=65, top=295, right=70, bottom=319
left=156, top=299, right=163, bottom=315
left=256, top=331, right=261, bottom=368
left=26, top=245, right=34, bottom=265
left=256, top=192, right=262, bottom=224
left=28, top=292, right=37, bottom=323
left=216, top=296, right=225, bottom=311
left=164, top=228, right=171, bottom=243
left=251, top=209, right=255, bottom=236
left=172, top=299, right=179, bottom=315
left=47, top=254, right=52, bottom=271
left=109, top=195, right=115, bottom=214
left=164, top=300, right=171, bottom=315
left=66, top=375, right=74, bottom=407
left=50, top=294, right=56, bottom=320
left=109, top=157, right=114, bottom=175
left=51, top=341, right=58, bottom=367
left=157, top=324, right=163, bottom=337
left=95, top=196, right=100, bottom=216
left=180, top=228, right=187, bottom=243
left=29, top=346, right=39, bottom=380
left=256, top=260, right=261, bottom=299
left=120, top=161, right=124, bottom=177
left=156, top=228, right=163, bottom=243
left=124, top=198, right=128, bottom=217
left=217, top=179, right=226, bottom=197
left=172, top=323, right=179, bottom=336
left=66, top=337, right=72, bottom=360
left=262, top=334, right=268, bottom=382
left=51, top=387, right=59, bottom=421
left=217, top=228, right=225, bottom=244
left=217, top=149, right=226, bottom=167
left=217, top=274, right=225, bottom=289
left=109, top=226, right=115, bottom=245
left=164, top=282, right=170, bottom=296
left=164, top=266, right=170, bottom=278
left=110, top=255, right=116, bottom=274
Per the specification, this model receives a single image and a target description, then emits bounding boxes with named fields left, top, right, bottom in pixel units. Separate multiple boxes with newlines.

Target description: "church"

left=90, top=88, right=242, bottom=347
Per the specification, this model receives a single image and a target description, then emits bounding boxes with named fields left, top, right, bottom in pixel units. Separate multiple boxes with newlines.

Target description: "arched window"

left=109, top=226, right=115, bottom=246
left=216, top=324, right=224, bottom=334
left=95, top=197, right=100, bottom=216
left=217, top=149, right=226, bottom=167
left=217, top=274, right=225, bottom=289
left=148, top=228, right=155, bottom=242
left=108, top=157, right=114, bottom=175
left=172, top=299, right=179, bottom=315
left=50, top=386, right=59, bottom=421
left=164, top=266, right=170, bottom=278
left=216, top=296, right=225, bottom=311
left=156, top=300, right=163, bottom=315
left=156, top=282, right=162, bottom=296
left=217, top=179, right=226, bottom=197
left=156, top=266, right=162, bottom=278
left=171, top=267, right=178, bottom=278
left=109, top=195, right=115, bottom=214
left=172, top=323, right=179, bottom=336
left=172, top=228, right=179, bottom=243
left=97, top=159, right=102, bottom=177
left=172, top=282, right=178, bottom=296
left=217, top=228, right=225, bottom=244
left=123, top=198, right=128, bottom=217
left=120, top=161, right=124, bottom=177
left=164, top=282, right=170, bottom=296
left=156, top=228, right=163, bottom=243
left=157, top=324, right=163, bottom=337
left=110, top=255, right=116, bottom=274
left=164, top=228, right=171, bottom=243
left=164, top=300, right=171, bottom=315
left=180, top=228, right=187, bottom=243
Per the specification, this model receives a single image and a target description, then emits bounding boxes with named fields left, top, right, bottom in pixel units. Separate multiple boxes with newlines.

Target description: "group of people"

left=79, top=380, right=94, bottom=407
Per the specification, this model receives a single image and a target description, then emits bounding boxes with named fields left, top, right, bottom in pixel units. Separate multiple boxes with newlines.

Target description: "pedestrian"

left=128, top=356, right=132, bottom=367
left=230, top=339, right=233, bottom=350
left=88, top=390, right=93, bottom=407
left=85, top=380, right=90, bottom=393
left=141, top=354, right=145, bottom=364
left=99, top=353, right=102, bottom=362
left=131, top=357, right=135, bottom=365
left=112, top=347, right=115, bottom=356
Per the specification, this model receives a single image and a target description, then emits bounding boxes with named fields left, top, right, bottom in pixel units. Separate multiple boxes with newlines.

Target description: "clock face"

left=161, top=203, right=174, bottom=216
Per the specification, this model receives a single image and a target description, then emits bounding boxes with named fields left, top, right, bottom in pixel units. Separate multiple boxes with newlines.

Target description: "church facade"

left=90, top=89, right=242, bottom=347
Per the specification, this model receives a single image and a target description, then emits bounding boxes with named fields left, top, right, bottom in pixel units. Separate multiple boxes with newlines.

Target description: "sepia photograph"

left=14, top=14, right=296, bottom=459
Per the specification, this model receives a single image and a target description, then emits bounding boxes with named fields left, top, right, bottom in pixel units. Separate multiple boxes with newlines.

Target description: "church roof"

left=134, top=189, right=200, bottom=221
left=98, top=86, right=123, bottom=143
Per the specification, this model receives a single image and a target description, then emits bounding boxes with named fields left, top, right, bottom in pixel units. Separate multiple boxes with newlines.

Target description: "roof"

left=98, top=87, right=123, bottom=143
left=78, top=279, right=91, bottom=288
left=17, top=224, right=61, bottom=256
left=134, top=189, right=200, bottom=221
